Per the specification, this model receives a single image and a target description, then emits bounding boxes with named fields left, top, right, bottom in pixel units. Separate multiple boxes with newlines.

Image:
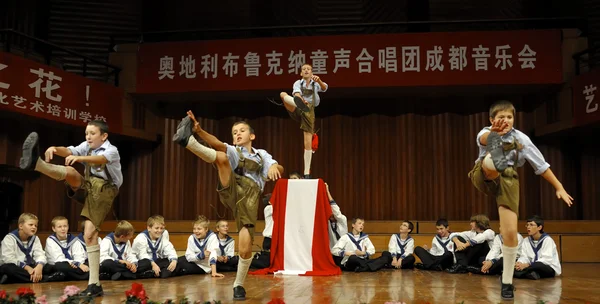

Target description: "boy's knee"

left=65, top=166, right=78, bottom=176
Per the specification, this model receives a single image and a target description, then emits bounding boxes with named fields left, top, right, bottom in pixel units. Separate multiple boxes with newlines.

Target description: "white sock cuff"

left=87, top=244, right=100, bottom=253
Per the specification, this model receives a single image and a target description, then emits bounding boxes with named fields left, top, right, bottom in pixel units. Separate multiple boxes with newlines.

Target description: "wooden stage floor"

left=1, top=263, right=598, bottom=303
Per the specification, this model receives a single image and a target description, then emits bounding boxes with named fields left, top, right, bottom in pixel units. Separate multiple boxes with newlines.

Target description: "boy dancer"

left=19, top=120, right=122, bottom=296
left=173, top=111, right=283, bottom=300
left=468, top=100, right=573, bottom=299
left=279, top=64, right=328, bottom=178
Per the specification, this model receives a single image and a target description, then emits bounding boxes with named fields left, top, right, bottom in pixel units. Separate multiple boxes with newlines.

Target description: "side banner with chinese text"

left=0, top=52, right=123, bottom=132
left=136, top=30, right=562, bottom=93
left=572, top=68, right=600, bottom=126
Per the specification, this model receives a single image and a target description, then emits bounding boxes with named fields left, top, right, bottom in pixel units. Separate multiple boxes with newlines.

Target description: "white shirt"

left=518, top=234, right=561, bottom=276
left=217, top=235, right=235, bottom=258
left=262, top=205, right=273, bottom=238
left=1, top=230, right=46, bottom=267
left=331, top=233, right=375, bottom=266
left=132, top=230, right=177, bottom=262
left=485, top=233, right=524, bottom=262
left=100, top=233, right=138, bottom=265
left=45, top=234, right=86, bottom=266
left=388, top=234, right=414, bottom=259
left=185, top=231, right=220, bottom=273
left=457, top=229, right=495, bottom=248
left=328, top=201, right=348, bottom=249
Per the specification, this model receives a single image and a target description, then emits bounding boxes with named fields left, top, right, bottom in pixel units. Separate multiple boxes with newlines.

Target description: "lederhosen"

left=217, top=147, right=264, bottom=242
left=287, top=80, right=316, bottom=134
left=468, top=139, right=521, bottom=215
left=66, top=148, right=118, bottom=229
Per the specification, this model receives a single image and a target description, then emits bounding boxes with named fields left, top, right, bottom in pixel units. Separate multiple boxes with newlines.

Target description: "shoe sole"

left=233, top=297, right=246, bottom=301
left=172, top=117, right=192, bottom=143
left=293, top=96, right=310, bottom=112
left=20, top=132, right=39, bottom=170
left=486, top=132, right=508, bottom=172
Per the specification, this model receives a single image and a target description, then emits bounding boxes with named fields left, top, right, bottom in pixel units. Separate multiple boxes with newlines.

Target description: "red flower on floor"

left=125, top=283, right=149, bottom=304
left=0, top=290, right=6, bottom=299
left=16, top=287, right=35, bottom=297
left=267, top=299, right=285, bottom=304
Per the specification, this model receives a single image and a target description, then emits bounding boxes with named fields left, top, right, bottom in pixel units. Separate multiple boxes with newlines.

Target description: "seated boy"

left=514, top=215, right=561, bottom=280
left=331, top=218, right=391, bottom=272
left=387, top=221, right=415, bottom=269
left=45, top=216, right=89, bottom=281
left=132, top=215, right=178, bottom=278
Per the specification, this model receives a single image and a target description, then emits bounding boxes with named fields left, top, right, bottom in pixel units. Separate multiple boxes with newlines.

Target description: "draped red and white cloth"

left=250, top=179, right=341, bottom=276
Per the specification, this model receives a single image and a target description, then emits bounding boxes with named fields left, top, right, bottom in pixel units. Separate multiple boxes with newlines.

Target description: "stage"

left=1, top=263, right=598, bottom=303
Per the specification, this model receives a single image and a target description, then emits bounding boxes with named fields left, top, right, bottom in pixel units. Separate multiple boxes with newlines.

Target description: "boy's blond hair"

left=215, top=219, right=227, bottom=230
left=51, top=216, right=68, bottom=227
left=147, top=215, right=165, bottom=228
left=489, top=100, right=515, bottom=118
left=194, top=215, right=210, bottom=229
left=18, top=213, right=38, bottom=225
left=115, top=220, right=134, bottom=236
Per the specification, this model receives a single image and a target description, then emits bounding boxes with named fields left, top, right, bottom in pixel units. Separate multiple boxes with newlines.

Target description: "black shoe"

left=414, top=263, right=425, bottom=270
left=486, top=132, right=509, bottom=172
left=446, top=264, right=467, bottom=274
left=466, top=265, right=483, bottom=275
left=0, top=274, right=8, bottom=284
left=293, top=96, right=310, bottom=112
left=137, top=269, right=156, bottom=279
left=99, top=272, right=111, bottom=280
left=80, top=284, right=104, bottom=297
left=233, top=286, right=246, bottom=301
left=501, top=283, right=515, bottom=300
left=172, top=116, right=193, bottom=147
left=43, top=272, right=66, bottom=282
left=20, top=132, right=40, bottom=170
left=525, top=271, right=540, bottom=280
left=111, top=272, right=122, bottom=281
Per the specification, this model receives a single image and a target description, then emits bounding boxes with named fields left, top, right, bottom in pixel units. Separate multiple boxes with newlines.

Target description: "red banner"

left=572, top=69, right=600, bottom=126
left=0, top=52, right=123, bottom=132
left=136, top=30, right=562, bottom=93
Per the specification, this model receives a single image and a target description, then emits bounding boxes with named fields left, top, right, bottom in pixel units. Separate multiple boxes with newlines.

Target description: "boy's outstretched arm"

left=541, top=168, right=574, bottom=206
left=187, top=110, right=227, bottom=153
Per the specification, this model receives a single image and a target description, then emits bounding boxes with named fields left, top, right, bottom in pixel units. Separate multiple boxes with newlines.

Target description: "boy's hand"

left=79, top=264, right=89, bottom=272
left=268, top=165, right=282, bottom=181
left=167, top=260, right=177, bottom=272
left=204, top=250, right=211, bottom=258
left=223, top=256, right=229, bottom=263
left=187, top=110, right=202, bottom=133
left=556, top=188, right=574, bottom=207
left=355, top=250, right=367, bottom=256
left=212, top=272, right=224, bottom=278
left=422, top=245, right=429, bottom=251
left=311, top=75, right=321, bottom=82
left=32, top=264, right=43, bottom=283
left=396, top=258, right=403, bottom=269
left=344, top=251, right=354, bottom=257
left=152, top=263, right=161, bottom=276
left=65, top=155, right=82, bottom=166
left=217, top=256, right=224, bottom=263
left=490, top=119, right=509, bottom=134
left=45, top=147, right=58, bottom=162
left=481, top=260, right=492, bottom=273
left=129, top=263, right=137, bottom=273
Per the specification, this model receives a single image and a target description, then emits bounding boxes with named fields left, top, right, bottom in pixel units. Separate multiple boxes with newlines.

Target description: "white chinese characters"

left=583, top=84, right=598, bottom=114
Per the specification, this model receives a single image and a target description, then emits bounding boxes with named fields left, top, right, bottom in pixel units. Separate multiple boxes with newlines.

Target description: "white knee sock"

left=502, top=245, right=517, bottom=284
left=34, top=158, right=67, bottom=181
left=304, top=150, right=313, bottom=175
left=482, top=154, right=497, bottom=172
left=283, top=95, right=296, bottom=107
left=233, top=255, right=252, bottom=288
left=87, top=245, right=100, bottom=286
left=186, top=136, right=217, bottom=163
